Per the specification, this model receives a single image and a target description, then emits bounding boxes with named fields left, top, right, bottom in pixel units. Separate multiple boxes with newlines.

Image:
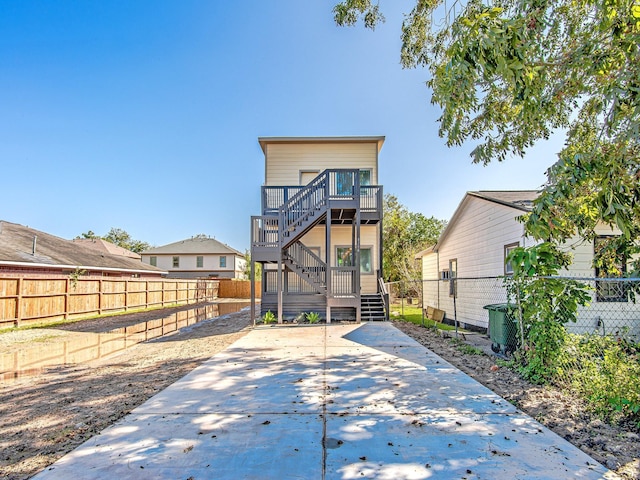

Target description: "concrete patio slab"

left=33, top=322, right=618, bottom=479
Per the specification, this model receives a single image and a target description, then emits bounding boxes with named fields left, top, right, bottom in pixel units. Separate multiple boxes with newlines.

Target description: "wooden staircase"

left=361, top=294, right=387, bottom=321
left=283, top=241, right=327, bottom=294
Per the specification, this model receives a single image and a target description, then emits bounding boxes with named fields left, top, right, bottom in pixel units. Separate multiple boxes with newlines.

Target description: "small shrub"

left=262, top=310, right=276, bottom=324
left=451, top=338, right=484, bottom=355
left=567, top=333, right=640, bottom=424
left=306, top=311, right=320, bottom=324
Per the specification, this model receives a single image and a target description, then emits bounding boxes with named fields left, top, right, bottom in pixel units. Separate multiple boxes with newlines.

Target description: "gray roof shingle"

left=0, top=221, right=164, bottom=273
left=141, top=237, right=243, bottom=256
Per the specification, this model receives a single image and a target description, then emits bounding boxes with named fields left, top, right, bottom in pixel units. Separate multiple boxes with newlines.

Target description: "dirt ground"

left=1, top=306, right=638, bottom=479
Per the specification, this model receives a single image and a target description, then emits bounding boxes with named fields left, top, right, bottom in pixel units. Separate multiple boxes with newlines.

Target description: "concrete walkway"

left=34, top=323, right=617, bottom=479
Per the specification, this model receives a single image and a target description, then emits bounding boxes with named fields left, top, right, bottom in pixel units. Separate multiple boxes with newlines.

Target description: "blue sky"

left=0, top=1, right=563, bottom=252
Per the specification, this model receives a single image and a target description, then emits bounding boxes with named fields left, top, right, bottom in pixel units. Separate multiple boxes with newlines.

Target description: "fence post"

left=98, top=279, right=103, bottom=315
left=15, top=277, right=22, bottom=328
left=64, top=278, right=70, bottom=320
left=124, top=280, right=129, bottom=311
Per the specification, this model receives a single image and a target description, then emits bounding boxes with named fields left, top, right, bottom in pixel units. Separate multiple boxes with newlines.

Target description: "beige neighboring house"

left=417, top=191, right=639, bottom=337
left=141, top=236, right=246, bottom=279
left=0, top=221, right=166, bottom=278
left=250, top=136, right=387, bottom=323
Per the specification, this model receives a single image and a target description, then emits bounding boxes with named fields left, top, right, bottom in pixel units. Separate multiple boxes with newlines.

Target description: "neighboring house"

left=72, top=238, right=142, bottom=259
left=250, top=136, right=386, bottom=323
left=0, top=221, right=166, bottom=278
left=417, top=191, right=639, bottom=335
left=141, top=236, right=245, bottom=279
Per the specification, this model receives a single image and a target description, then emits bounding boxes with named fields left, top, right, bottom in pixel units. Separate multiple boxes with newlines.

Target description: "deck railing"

left=261, top=170, right=382, bottom=214
left=360, top=185, right=382, bottom=212
left=329, top=266, right=358, bottom=297
left=251, top=216, right=279, bottom=247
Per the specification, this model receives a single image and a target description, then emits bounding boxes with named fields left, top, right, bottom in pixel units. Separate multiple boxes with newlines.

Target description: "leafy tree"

left=242, top=250, right=262, bottom=281
left=77, top=228, right=151, bottom=253
left=77, top=230, right=99, bottom=239
left=383, top=194, right=446, bottom=296
left=334, top=0, right=640, bottom=272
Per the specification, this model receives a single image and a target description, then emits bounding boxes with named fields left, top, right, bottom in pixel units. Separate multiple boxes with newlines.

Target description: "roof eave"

left=258, top=136, right=386, bottom=154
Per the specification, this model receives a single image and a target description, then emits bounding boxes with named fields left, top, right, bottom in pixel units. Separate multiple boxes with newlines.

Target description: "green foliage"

left=333, top=0, right=384, bottom=30
left=451, top=339, right=484, bottom=355
left=78, top=230, right=99, bottom=239
left=68, top=267, right=87, bottom=290
left=565, top=334, right=640, bottom=424
left=505, top=243, right=591, bottom=383
left=242, top=250, right=262, bottom=281
left=306, top=311, right=321, bottom=324
left=393, top=305, right=457, bottom=331
left=76, top=227, right=152, bottom=253
left=383, top=194, right=446, bottom=295
left=103, top=228, right=151, bottom=253
left=262, top=310, right=276, bottom=324
left=334, top=0, right=640, bottom=271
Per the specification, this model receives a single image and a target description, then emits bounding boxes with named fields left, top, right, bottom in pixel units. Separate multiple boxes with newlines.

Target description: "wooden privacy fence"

left=0, top=277, right=219, bottom=329
left=218, top=279, right=261, bottom=299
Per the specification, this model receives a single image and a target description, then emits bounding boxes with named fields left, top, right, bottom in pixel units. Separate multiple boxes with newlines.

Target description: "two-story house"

left=141, top=236, right=245, bottom=279
left=250, top=136, right=387, bottom=323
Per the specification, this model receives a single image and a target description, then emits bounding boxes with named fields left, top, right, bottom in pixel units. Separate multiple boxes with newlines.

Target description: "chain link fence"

left=389, top=276, right=640, bottom=422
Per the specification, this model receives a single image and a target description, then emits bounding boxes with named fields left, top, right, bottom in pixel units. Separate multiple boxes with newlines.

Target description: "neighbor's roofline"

left=430, top=190, right=539, bottom=253
left=467, top=190, right=539, bottom=213
left=258, top=136, right=385, bottom=154
left=0, top=260, right=167, bottom=275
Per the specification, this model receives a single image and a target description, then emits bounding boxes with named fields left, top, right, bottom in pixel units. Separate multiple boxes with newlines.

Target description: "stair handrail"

left=378, top=276, right=389, bottom=321
left=284, top=241, right=327, bottom=288
left=278, top=170, right=329, bottom=242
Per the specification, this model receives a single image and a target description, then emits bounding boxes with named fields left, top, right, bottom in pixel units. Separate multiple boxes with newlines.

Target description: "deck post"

left=277, top=259, right=283, bottom=323
left=250, top=258, right=256, bottom=326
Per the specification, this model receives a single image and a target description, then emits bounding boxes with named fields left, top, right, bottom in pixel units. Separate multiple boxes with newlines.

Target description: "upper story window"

left=220, top=256, right=227, bottom=268
left=172, top=256, right=179, bottom=268
left=196, top=256, right=204, bottom=268
left=150, top=256, right=157, bottom=267
left=359, top=169, right=371, bottom=186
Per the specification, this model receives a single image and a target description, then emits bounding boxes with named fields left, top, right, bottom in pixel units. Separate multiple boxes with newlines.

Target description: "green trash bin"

left=483, top=303, right=518, bottom=355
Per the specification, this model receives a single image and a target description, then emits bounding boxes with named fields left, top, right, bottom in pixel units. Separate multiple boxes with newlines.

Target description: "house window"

left=504, top=242, right=519, bottom=275
left=595, top=236, right=627, bottom=302
left=359, top=170, right=371, bottom=186
left=172, top=256, right=179, bottom=268
left=220, top=256, right=227, bottom=268
left=196, top=256, right=204, bottom=268
left=336, top=246, right=373, bottom=274
left=449, top=259, right=457, bottom=297
left=150, top=256, right=157, bottom=267
left=336, top=171, right=354, bottom=196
